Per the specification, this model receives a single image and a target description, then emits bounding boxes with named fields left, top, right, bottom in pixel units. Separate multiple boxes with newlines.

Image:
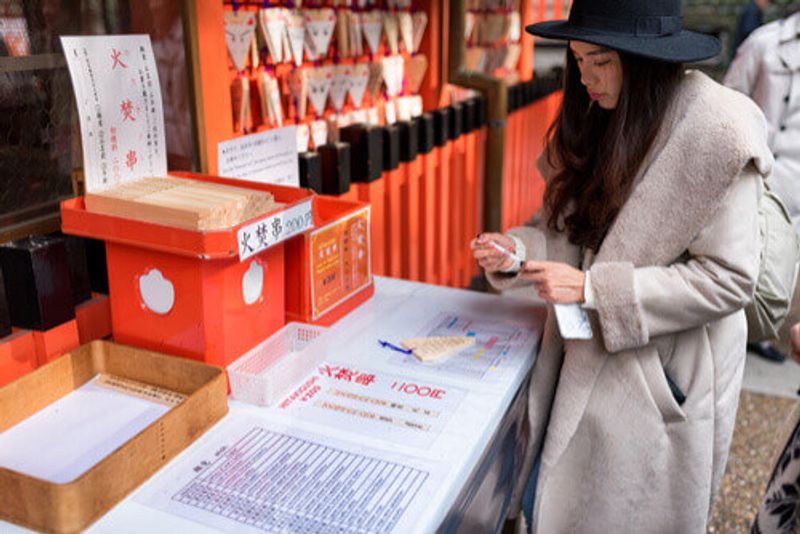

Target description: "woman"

left=472, top=0, right=773, bottom=532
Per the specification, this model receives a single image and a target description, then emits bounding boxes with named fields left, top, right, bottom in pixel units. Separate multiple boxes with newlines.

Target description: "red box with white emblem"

left=60, top=172, right=314, bottom=368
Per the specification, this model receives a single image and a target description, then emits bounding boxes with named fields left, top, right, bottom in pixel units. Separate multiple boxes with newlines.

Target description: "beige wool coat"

left=489, top=71, right=773, bottom=533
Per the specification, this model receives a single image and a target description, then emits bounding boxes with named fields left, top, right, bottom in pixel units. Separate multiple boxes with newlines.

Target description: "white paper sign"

left=218, top=126, right=299, bottom=187
left=238, top=198, right=314, bottom=260
left=61, top=35, right=167, bottom=192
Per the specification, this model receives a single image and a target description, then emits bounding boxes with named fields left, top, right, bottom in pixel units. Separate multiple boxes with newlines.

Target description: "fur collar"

left=593, top=70, right=772, bottom=266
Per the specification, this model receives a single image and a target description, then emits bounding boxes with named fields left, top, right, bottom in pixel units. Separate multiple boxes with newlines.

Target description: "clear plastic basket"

left=227, top=322, right=328, bottom=406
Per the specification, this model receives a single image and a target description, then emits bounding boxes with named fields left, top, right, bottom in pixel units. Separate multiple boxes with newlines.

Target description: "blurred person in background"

left=733, top=0, right=771, bottom=53
left=725, top=3, right=800, bottom=363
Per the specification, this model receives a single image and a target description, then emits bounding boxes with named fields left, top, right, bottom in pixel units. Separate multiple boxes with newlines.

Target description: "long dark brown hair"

left=544, top=48, right=685, bottom=252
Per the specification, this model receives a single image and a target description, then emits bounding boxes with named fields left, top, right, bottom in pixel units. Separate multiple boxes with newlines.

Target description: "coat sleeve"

left=486, top=148, right=581, bottom=291
left=589, top=168, right=762, bottom=353
left=724, top=33, right=765, bottom=97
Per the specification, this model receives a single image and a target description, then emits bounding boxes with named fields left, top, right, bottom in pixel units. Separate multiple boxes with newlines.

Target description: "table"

left=2, top=277, right=545, bottom=534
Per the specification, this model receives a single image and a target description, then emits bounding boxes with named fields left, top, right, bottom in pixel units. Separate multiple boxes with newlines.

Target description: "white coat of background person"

left=725, top=7, right=800, bottom=360
left=725, top=9, right=800, bottom=231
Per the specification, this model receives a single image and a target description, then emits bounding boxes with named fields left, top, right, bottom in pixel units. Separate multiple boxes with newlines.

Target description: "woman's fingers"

left=475, top=232, right=515, bottom=251
left=471, top=233, right=519, bottom=273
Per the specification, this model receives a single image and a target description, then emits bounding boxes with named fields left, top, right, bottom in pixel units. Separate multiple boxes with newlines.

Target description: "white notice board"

left=217, top=126, right=300, bottom=187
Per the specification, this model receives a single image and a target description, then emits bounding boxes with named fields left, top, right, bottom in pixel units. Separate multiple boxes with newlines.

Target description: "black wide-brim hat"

left=526, top=0, right=720, bottom=63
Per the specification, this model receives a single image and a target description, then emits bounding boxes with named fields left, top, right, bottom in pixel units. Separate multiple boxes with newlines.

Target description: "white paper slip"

left=554, top=303, right=593, bottom=340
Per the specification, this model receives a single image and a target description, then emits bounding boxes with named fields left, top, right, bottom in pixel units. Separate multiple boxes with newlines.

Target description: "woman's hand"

left=470, top=233, right=519, bottom=273
left=520, top=261, right=586, bottom=304
left=791, top=324, right=800, bottom=364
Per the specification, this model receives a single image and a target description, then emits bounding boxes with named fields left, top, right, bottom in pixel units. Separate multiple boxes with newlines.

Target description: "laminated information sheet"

left=136, top=413, right=445, bottom=534
left=387, top=312, right=534, bottom=379
left=278, top=363, right=466, bottom=449
left=310, top=207, right=372, bottom=320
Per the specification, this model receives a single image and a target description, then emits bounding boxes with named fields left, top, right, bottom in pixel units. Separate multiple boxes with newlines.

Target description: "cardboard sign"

left=60, top=35, right=167, bottom=192
left=398, top=13, right=413, bottom=54
left=381, top=55, right=404, bottom=98
left=396, top=97, right=412, bottom=122
left=351, top=109, right=368, bottom=124
left=336, top=10, right=351, bottom=58
left=405, top=54, right=427, bottom=94
left=509, top=12, right=521, bottom=42
left=259, top=8, right=286, bottom=64
left=504, top=44, right=522, bottom=71
left=412, top=12, right=428, bottom=54
left=310, top=207, right=371, bottom=319
left=310, top=120, right=328, bottom=148
left=308, top=66, right=333, bottom=117
left=465, top=47, right=485, bottom=71
left=286, top=11, right=305, bottom=67
left=361, top=12, right=383, bottom=55
left=349, top=63, right=370, bottom=108
left=296, top=123, right=310, bottom=152
left=410, top=95, right=424, bottom=118
left=259, top=71, right=283, bottom=127
left=350, top=13, right=364, bottom=56
left=218, top=126, right=299, bottom=187
left=329, top=65, right=350, bottom=112
left=367, top=107, right=380, bottom=126
left=288, top=68, right=308, bottom=118
left=465, top=13, right=476, bottom=43
left=383, top=13, right=399, bottom=55
left=303, top=8, right=336, bottom=61
left=367, top=61, right=384, bottom=100
left=224, top=11, right=256, bottom=71
left=231, top=76, right=251, bottom=132
left=385, top=100, right=397, bottom=124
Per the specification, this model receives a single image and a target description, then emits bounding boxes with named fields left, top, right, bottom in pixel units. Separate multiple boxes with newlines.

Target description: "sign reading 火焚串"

left=61, top=35, right=167, bottom=193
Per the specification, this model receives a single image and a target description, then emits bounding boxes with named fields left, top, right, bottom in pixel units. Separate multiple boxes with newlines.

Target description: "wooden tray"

left=0, top=340, right=228, bottom=534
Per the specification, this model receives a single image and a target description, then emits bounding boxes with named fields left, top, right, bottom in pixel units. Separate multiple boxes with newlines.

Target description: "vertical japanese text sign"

left=61, top=35, right=167, bottom=192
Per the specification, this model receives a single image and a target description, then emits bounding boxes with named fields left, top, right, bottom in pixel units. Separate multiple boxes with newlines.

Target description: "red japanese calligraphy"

left=111, top=48, right=127, bottom=69
left=335, top=368, right=355, bottom=382
left=125, top=150, right=138, bottom=171
left=121, top=99, right=135, bottom=122
left=318, top=365, right=375, bottom=386
left=355, top=373, right=375, bottom=386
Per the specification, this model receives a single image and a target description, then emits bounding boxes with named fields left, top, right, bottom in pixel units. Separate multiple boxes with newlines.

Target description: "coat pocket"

left=638, top=348, right=688, bottom=423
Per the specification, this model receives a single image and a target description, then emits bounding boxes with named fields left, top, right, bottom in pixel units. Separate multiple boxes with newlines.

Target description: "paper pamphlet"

left=60, top=35, right=167, bottom=192
left=553, top=303, right=593, bottom=340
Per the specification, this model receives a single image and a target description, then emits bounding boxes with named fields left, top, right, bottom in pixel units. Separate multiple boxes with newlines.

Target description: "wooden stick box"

left=61, top=173, right=316, bottom=368
left=0, top=340, right=228, bottom=534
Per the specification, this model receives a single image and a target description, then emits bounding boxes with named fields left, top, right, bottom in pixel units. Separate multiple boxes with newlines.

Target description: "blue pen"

left=378, top=339, right=413, bottom=355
